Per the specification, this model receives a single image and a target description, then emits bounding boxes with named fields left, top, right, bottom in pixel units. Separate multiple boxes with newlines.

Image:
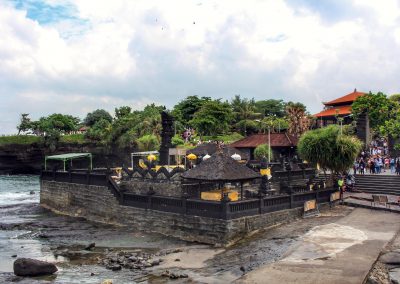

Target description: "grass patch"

left=59, top=134, right=86, bottom=144
left=0, top=135, right=43, bottom=145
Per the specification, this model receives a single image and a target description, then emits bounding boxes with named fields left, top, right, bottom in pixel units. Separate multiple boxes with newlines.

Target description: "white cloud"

left=0, top=0, right=400, bottom=134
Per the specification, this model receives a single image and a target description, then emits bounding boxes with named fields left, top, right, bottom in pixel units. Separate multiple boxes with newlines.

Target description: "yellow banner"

left=260, top=168, right=271, bottom=176
left=304, top=199, right=317, bottom=211
left=330, top=191, right=340, bottom=201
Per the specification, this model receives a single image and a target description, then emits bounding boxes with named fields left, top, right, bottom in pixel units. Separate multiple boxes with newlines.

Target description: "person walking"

left=369, top=158, right=375, bottom=174
left=390, top=157, right=395, bottom=174
left=396, top=160, right=400, bottom=176
left=338, top=176, right=345, bottom=203
left=359, top=159, right=365, bottom=175
left=353, top=160, right=358, bottom=175
left=384, top=157, right=390, bottom=172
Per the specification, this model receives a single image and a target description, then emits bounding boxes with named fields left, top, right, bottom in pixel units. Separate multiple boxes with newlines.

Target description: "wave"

left=0, top=191, right=39, bottom=206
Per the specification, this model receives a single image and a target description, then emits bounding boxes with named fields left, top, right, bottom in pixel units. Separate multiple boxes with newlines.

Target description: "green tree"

left=231, top=95, right=260, bottom=134
left=115, top=106, right=132, bottom=119
left=85, top=119, right=112, bottom=142
left=254, top=144, right=273, bottom=161
left=259, top=116, right=289, bottom=133
left=17, top=113, right=32, bottom=135
left=190, top=100, right=233, bottom=136
left=297, top=125, right=362, bottom=184
left=84, top=109, right=112, bottom=127
left=137, top=134, right=160, bottom=151
left=236, top=119, right=259, bottom=136
left=255, top=99, right=286, bottom=118
left=379, top=94, right=400, bottom=138
left=172, top=96, right=211, bottom=125
left=351, top=92, right=394, bottom=131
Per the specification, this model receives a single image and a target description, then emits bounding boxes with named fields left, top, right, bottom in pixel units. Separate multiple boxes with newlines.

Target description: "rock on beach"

left=13, top=258, right=58, bottom=277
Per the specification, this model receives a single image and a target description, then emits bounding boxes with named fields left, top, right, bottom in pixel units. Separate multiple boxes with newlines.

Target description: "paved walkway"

left=240, top=208, right=400, bottom=284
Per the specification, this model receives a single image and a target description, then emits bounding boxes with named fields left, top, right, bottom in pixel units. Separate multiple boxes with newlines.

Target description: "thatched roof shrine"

left=182, top=151, right=260, bottom=182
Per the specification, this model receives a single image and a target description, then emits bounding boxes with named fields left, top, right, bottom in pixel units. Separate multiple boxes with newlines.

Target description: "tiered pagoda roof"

left=314, top=89, right=366, bottom=118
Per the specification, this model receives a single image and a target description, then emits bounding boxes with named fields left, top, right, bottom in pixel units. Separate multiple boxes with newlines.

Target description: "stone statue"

left=159, top=111, right=174, bottom=165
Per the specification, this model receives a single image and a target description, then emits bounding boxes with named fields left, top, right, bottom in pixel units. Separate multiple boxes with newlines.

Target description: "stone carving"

left=159, top=111, right=174, bottom=165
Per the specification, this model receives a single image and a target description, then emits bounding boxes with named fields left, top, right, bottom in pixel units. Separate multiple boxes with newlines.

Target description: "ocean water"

left=0, top=175, right=40, bottom=206
left=0, top=176, right=186, bottom=283
left=0, top=175, right=53, bottom=273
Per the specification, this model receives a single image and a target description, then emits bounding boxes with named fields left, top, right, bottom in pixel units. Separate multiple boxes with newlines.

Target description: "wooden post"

left=240, top=181, right=243, bottom=200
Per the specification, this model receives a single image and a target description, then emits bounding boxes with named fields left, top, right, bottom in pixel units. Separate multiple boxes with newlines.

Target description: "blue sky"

left=0, top=0, right=400, bottom=134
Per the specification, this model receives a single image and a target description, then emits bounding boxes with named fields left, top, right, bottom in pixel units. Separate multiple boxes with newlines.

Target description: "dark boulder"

left=84, top=243, right=96, bottom=251
left=380, top=252, right=400, bottom=265
left=13, top=258, right=58, bottom=277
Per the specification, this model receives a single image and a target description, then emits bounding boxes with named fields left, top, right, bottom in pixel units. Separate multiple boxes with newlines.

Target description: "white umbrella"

left=231, top=153, right=241, bottom=161
left=203, top=154, right=211, bottom=160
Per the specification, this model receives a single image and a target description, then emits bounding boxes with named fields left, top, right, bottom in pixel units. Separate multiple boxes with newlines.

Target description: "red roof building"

left=230, top=133, right=298, bottom=160
left=314, top=89, right=366, bottom=126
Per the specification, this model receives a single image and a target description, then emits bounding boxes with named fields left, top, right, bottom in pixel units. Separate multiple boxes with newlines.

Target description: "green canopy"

left=45, top=153, right=92, bottom=171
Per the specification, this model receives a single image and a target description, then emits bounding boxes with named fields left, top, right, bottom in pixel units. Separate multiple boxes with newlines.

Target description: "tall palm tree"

left=285, top=102, right=312, bottom=137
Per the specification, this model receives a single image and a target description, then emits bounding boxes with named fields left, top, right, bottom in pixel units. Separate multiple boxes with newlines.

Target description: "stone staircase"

left=355, top=174, right=400, bottom=196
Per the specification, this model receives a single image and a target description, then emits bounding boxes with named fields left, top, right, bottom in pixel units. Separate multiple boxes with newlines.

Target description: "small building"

left=314, top=89, right=366, bottom=127
left=230, top=133, right=298, bottom=160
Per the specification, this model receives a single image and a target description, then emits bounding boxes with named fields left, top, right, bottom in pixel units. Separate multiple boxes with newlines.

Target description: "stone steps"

left=355, top=175, right=400, bottom=196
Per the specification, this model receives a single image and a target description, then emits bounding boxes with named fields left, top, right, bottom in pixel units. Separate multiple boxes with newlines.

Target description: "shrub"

left=254, top=144, right=273, bottom=161
left=137, top=134, right=160, bottom=151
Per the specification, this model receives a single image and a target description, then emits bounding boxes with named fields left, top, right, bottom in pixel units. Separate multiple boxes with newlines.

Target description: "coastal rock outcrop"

left=13, top=258, right=58, bottom=276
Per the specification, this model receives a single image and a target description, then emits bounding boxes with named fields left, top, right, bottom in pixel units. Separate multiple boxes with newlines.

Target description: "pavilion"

left=314, top=88, right=366, bottom=127
left=181, top=151, right=261, bottom=200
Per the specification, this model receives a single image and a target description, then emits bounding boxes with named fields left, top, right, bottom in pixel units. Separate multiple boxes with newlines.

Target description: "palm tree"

left=285, top=102, right=312, bottom=137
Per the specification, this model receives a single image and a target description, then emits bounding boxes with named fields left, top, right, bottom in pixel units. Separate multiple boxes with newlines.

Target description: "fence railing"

left=41, top=170, right=337, bottom=220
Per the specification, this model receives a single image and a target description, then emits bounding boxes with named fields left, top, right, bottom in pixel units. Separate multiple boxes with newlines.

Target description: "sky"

left=1, top=0, right=400, bottom=134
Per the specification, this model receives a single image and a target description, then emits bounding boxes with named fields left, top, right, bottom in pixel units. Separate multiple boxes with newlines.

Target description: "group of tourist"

left=353, top=151, right=400, bottom=176
left=369, top=138, right=389, bottom=156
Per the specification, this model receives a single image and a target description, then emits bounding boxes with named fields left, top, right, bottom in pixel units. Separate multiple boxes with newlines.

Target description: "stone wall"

left=120, top=179, right=183, bottom=197
left=40, top=180, right=331, bottom=246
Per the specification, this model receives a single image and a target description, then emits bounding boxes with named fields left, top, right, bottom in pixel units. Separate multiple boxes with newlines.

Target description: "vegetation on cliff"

left=10, top=95, right=313, bottom=150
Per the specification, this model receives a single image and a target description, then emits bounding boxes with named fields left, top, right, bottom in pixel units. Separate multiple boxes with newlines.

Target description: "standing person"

left=396, top=160, right=400, bottom=175
left=377, top=157, right=382, bottom=174
left=359, top=159, right=365, bottom=175
left=369, top=158, right=374, bottom=174
left=390, top=157, right=395, bottom=174
left=384, top=157, right=390, bottom=172
left=338, top=175, right=344, bottom=203
left=353, top=160, right=358, bottom=175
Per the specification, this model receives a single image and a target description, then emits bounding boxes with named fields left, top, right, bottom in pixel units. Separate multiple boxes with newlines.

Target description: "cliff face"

left=0, top=143, right=134, bottom=174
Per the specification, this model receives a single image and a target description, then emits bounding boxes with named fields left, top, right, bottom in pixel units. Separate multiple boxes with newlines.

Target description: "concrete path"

left=240, top=208, right=400, bottom=284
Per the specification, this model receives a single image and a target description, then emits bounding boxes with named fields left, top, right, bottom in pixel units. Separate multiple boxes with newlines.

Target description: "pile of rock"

left=99, top=251, right=163, bottom=271
left=161, top=270, right=188, bottom=279
left=380, top=251, right=400, bottom=284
